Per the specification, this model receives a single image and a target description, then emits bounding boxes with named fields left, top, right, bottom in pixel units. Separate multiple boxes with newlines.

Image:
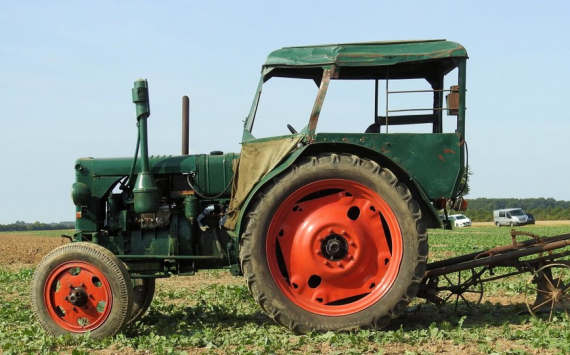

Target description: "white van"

left=493, top=208, right=528, bottom=227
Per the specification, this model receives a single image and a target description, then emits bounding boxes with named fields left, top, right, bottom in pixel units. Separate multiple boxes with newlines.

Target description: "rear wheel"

left=240, top=153, right=428, bottom=332
left=31, top=243, right=133, bottom=338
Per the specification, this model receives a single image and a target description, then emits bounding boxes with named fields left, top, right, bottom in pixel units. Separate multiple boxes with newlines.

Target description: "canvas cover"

left=225, top=135, right=303, bottom=229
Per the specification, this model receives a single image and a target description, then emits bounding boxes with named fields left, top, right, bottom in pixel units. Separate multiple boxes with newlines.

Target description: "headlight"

left=71, top=182, right=91, bottom=206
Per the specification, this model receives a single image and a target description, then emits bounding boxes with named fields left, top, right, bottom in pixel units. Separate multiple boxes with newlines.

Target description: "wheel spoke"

left=556, top=268, right=566, bottom=289
left=527, top=285, right=548, bottom=295
left=458, top=294, right=471, bottom=309
left=532, top=297, right=554, bottom=311
left=435, top=268, right=484, bottom=311
left=544, top=273, right=556, bottom=291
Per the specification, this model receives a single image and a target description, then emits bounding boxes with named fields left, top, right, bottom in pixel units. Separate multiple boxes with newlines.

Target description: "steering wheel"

left=287, top=124, right=297, bottom=134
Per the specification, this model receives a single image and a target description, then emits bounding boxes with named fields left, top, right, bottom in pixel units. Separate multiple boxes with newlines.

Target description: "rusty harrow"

left=419, top=230, right=570, bottom=319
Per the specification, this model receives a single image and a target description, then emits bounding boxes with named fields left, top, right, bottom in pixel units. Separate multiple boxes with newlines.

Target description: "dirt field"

left=0, top=233, right=71, bottom=267
left=2, top=221, right=570, bottom=268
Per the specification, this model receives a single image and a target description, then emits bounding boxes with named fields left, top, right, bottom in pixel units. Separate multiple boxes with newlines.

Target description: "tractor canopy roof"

left=263, top=40, right=468, bottom=81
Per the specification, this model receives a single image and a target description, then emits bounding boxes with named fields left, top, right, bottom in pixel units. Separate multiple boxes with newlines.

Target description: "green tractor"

left=32, top=40, right=468, bottom=337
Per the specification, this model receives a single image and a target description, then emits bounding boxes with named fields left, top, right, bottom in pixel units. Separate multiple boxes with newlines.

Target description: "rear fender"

left=234, top=142, right=441, bottom=239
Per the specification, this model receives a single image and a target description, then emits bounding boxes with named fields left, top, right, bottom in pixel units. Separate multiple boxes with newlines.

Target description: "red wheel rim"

left=266, top=179, right=403, bottom=316
left=43, top=261, right=113, bottom=332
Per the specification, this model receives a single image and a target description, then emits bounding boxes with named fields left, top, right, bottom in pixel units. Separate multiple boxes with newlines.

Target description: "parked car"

left=526, top=213, right=536, bottom=225
left=493, top=208, right=528, bottom=227
left=449, top=214, right=472, bottom=227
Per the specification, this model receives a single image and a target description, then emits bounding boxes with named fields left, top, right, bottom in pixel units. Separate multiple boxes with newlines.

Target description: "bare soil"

left=3, top=221, right=569, bottom=268
left=0, top=233, right=71, bottom=269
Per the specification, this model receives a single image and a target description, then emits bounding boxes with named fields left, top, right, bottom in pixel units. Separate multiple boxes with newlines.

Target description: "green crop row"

left=1, top=225, right=570, bottom=354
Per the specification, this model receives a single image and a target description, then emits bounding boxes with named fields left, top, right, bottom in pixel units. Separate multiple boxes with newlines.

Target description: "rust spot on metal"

left=438, top=155, right=444, bottom=162
left=443, top=148, right=456, bottom=154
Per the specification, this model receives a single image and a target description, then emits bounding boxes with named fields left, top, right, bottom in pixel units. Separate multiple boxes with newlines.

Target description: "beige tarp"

left=224, top=135, right=302, bottom=230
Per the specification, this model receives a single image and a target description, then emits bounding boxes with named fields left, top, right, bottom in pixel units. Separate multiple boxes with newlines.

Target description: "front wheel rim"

left=266, top=179, right=403, bottom=316
left=44, top=261, right=113, bottom=332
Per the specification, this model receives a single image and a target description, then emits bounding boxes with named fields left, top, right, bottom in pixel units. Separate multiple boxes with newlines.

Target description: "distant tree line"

left=0, top=221, right=74, bottom=232
left=463, top=198, right=570, bottom=222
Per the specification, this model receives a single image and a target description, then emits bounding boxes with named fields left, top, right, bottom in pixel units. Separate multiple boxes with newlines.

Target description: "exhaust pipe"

left=182, top=96, right=189, bottom=155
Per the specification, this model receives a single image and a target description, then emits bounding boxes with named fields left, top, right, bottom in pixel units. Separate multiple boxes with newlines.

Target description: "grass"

left=2, top=225, right=570, bottom=354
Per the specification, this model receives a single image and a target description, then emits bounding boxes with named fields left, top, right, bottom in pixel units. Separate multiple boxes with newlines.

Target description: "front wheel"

left=129, top=278, right=155, bottom=324
left=31, top=243, right=133, bottom=338
left=240, top=153, right=428, bottom=333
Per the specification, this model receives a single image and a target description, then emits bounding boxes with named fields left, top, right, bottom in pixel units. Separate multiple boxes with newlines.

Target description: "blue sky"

left=1, top=1, right=569, bottom=224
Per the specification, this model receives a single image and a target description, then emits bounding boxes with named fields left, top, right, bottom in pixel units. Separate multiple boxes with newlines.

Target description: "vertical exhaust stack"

left=132, top=79, right=159, bottom=213
left=182, top=96, right=189, bottom=155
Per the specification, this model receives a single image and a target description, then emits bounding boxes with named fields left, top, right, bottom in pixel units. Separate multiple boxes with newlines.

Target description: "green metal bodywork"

left=72, top=40, right=468, bottom=277
left=264, top=40, right=466, bottom=68
left=311, top=133, right=463, bottom=197
left=235, top=40, right=468, bottom=233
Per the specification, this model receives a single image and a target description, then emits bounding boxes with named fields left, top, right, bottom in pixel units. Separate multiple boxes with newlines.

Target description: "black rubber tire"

left=129, top=278, right=155, bottom=324
left=31, top=242, right=133, bottom=338
left=240, top=153, right=428, bottom=333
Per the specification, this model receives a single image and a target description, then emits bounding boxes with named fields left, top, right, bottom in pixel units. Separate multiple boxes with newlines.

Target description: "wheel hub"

left=551, top=289, right=563, bottom=303
left=68, top=287, right=89, bottom=307
left=321, top=233, right=348, bottom=261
